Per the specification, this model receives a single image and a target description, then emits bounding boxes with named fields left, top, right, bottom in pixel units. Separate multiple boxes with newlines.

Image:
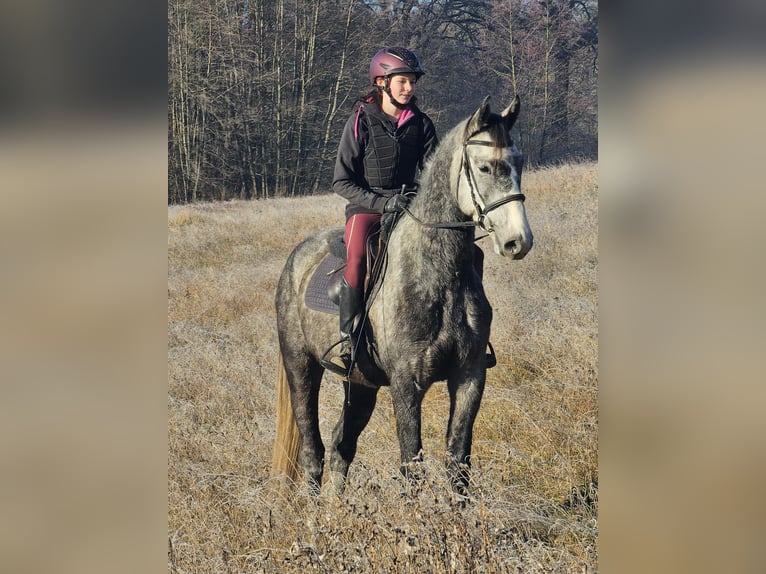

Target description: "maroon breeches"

left=343, top=213, right=381, bottom=289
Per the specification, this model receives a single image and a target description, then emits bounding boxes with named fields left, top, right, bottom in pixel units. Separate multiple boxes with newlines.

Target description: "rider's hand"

left=383, top=194, right=411, bottom=214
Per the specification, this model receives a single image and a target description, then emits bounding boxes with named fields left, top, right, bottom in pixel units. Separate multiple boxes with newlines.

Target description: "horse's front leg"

left=446, top=368, right=486, bottom=495
left=389, top=376, right=427, bottom=482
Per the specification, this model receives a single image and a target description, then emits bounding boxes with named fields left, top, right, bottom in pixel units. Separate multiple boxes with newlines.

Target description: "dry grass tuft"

left=169, top=209, right=203, bottom=228
left=168, top=161, right=598, bottom=572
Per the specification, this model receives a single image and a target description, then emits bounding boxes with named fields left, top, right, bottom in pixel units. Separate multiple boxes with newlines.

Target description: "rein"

left=403, top=135, right=525, bottom=232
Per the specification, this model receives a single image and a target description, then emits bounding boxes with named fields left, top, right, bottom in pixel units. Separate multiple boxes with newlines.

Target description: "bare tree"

left=479, top=0, right=597, bottom=166
left=167, top=0, right=597, bottom=203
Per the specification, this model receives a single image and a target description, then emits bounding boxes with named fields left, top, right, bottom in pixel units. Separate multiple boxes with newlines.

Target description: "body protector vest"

left=358, top=103, right=423, bottom=190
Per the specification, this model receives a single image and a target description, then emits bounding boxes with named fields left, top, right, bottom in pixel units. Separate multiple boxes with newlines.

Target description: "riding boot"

left=327, top=279, right=364, bottom=376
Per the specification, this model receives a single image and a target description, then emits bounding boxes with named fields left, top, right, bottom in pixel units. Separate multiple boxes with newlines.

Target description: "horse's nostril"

left=504, top=240, right=519, bottom=255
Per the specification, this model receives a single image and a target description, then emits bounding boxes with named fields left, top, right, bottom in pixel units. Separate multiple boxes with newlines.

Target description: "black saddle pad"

left=305, top=253, right=344, bottom=314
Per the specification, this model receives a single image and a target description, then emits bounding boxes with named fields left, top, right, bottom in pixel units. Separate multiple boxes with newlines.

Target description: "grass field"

left=168, top=161, right=598, bottom=573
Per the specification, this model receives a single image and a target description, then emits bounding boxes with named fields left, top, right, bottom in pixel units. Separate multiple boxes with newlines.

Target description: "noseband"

left=403, top=133, right=526, bottom=232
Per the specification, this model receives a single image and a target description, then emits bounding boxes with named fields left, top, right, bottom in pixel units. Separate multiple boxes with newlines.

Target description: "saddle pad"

left=305, top=253, right=344, bottom=314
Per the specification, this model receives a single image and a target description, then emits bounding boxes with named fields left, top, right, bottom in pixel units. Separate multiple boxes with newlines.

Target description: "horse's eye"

left=478, top=165, right=491, bottom=174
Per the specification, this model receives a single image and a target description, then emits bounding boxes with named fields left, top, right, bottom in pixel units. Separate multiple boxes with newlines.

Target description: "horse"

left=271, top=95, right=533, bottom=496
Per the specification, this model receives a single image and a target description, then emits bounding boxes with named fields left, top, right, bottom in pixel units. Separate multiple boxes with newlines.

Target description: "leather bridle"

left=461, top=138, right=526, bottom=233
left=403, top=133, right=526, bottom=232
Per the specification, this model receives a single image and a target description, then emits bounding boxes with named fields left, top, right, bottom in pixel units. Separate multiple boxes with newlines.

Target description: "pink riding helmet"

left=369, top=47, right=425, bottom=85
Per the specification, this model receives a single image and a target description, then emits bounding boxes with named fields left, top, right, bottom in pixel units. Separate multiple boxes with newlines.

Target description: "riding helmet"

left=369, top=47, right=425, bottom=85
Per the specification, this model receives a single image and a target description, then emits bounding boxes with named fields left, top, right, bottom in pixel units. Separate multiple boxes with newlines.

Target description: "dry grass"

left=168, top=161, right=598, bottom=573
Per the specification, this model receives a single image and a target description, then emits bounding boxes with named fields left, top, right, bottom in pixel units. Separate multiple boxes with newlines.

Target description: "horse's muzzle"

left=499, top=233, right=533, bottom=259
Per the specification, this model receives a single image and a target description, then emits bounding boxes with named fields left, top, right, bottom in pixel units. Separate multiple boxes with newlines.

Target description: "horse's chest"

left=374, top=288, right=489, bottom=370
left=395, top=283, right=485, bottom=324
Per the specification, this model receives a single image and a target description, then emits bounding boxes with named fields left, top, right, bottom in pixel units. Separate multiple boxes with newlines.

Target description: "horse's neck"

left=389, top=197, right=475, bottom=291
left=387, top=130, right=476, bottom=290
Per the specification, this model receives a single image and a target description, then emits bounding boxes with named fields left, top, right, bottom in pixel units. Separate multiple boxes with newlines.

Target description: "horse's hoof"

left=328, top=471, right=347, bottom=496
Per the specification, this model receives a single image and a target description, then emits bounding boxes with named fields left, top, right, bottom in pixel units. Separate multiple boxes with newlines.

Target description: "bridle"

left=403, top=131, right=526, bottom=232
left=461, top=138, right=526, bottom=232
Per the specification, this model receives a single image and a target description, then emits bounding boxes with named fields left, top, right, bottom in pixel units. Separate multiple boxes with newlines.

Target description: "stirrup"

left=324, top=354, right=351, bottom=377
left=320, top=339, right=352, bottom=377
left=486, top=341, right=497, bottom=369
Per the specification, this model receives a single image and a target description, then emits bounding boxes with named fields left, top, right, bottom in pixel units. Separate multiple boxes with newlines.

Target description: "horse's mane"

left=391, top=117, right=477, bottom=274
left=420, top=118, right=464, bottom=186
left=414, top=119, right=466, bottom=222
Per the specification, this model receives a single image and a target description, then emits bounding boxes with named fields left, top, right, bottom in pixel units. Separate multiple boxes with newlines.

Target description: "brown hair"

left=355, top=87, right=383, bottom=107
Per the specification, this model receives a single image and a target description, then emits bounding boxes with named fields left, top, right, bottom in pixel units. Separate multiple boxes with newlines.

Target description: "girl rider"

left=327, top=47, right=439, bottom=376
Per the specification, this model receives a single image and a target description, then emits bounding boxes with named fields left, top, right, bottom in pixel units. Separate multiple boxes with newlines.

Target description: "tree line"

left=168, top=0, right=597, bottom=204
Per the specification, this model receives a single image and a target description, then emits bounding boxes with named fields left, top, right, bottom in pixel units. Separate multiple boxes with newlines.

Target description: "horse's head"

left=457, top=95, right=533, bottom=259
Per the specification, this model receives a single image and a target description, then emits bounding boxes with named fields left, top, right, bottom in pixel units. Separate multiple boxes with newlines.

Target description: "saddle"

left=303, top=235, right=346, bottom=315
left=304, top=219, right=387, bottom=315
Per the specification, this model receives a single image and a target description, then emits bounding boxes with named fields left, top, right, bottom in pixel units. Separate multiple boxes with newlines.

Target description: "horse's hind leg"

left=283, top=350, right=326, bottom=491
left=328, top=383, right=379, bottom=494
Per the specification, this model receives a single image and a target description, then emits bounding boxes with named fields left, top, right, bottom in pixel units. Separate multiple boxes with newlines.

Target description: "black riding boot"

left=327, top=279, right=364, bottom=376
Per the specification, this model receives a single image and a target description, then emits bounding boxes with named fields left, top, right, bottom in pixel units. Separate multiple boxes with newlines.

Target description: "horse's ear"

left=501, top=95, right=521, bottom=130
left=478, top=95, right=492, bottom=120
left=466, top=95, right=492, bottom=137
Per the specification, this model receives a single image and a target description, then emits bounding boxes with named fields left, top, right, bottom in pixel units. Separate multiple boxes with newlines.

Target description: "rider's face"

left=378, top=73, right=417, bottom=105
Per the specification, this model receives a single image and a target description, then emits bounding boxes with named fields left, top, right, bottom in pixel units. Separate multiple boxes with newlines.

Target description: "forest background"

left=168, top=0, right=598, bottom=203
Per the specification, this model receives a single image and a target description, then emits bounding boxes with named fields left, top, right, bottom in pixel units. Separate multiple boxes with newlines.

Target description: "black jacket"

left=332, top=101, right=439, bottom=219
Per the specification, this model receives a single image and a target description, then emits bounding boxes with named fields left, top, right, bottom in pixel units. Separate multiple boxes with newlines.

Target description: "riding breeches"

left=343, top=213, right=381, bottom=289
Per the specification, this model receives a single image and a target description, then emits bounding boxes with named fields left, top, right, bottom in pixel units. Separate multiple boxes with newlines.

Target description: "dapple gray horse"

left=272, top=96, right=532, bottom=495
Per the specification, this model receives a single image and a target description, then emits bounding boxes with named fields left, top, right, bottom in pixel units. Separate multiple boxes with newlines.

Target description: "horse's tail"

left=271, top=351, right=302, bottom=484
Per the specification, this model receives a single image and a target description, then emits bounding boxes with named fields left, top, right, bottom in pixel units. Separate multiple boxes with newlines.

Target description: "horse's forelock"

left=485, top=114, right=513, bottom=147
left=432, top=112, right=514, bottom=175
left=462, top=111, right=512, bottom=148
